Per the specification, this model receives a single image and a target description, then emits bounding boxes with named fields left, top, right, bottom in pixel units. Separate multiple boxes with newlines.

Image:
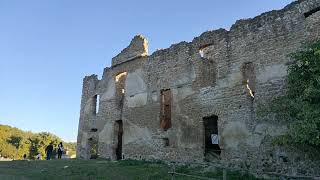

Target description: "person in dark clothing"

left=45, top=143, right=54, bottom=160
left=57, top=142, right=64, bottom=159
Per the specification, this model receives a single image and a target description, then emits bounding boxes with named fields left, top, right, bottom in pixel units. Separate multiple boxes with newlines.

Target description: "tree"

left=259, top=41, right=320, bottom=147
left=0, top=141, right=18, bottom=159
left=7, top=136, right=23, bottom=149
left=0, top=124, right=77, bottom=159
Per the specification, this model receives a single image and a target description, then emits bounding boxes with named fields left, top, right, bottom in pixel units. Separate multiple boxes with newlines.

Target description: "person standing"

left=45, top=143, right=54, bottom=160
left=57, top=142, right=64, bottom=159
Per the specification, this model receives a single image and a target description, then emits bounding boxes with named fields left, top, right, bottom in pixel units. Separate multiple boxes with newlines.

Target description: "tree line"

left=0, top=124, right=76, bottom=160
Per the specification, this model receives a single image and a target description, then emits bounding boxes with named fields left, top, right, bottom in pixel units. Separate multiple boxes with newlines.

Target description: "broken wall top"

left=107, top=0, right=320, bottom=71
left=112, top=35, right=148, bottom=67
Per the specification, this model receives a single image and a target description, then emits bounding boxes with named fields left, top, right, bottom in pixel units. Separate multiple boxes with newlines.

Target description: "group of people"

left=20, top=142, right=64, bottom=160
left=45, top=142, right=64, bottom=160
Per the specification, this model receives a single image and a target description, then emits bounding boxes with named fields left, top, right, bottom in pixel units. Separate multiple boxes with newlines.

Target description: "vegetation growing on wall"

left=259, top=41, right=320, bottom=148
left=0, top=124, right=76, bottom=159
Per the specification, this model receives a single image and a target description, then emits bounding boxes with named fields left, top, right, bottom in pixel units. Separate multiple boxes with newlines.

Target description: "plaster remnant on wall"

left=173, top=86, right=194, bottom=102
left=215, top=72, right=243, bottom=88
left=257, top=64, right=288, bottom=83
left=81, top=132, right=88, bottom=148
left=123, top=120, right=152, bottom=145
left=127, top=92, right=148, bottom=108
left=172, top=65, right=196, bottom=87
left=229, top=72, right=244, bottom=87
left=151, top=91, right=158, bottom=102
left=125, top=69, right=146, bottom=96
left=101, top=78, right=116, bottom=101
left=222, top=121, right=249, bottom=149
left=99, top=122, right=114, bottom=144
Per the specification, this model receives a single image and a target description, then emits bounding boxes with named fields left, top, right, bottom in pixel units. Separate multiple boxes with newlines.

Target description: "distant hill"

left=0, top=124, right=76, bottom=160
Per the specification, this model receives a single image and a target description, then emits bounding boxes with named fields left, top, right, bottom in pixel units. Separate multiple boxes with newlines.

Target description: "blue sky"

left=0, top=0, right=294, bottom=142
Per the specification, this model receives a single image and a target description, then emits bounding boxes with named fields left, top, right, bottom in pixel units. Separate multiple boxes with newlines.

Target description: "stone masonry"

left=77, top=0, right=320, bottom=176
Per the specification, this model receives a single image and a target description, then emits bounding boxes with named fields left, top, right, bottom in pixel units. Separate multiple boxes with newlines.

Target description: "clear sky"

left=0, top=0, right=294, bottom=142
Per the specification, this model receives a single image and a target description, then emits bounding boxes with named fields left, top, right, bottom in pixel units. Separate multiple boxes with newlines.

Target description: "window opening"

left=160, top=89, right=172, bottom=131
left=115, top=72, right=127, bottom=108
left=96, top=95, right=100, bottom=114
left=162, top=138, right=170, bottom=147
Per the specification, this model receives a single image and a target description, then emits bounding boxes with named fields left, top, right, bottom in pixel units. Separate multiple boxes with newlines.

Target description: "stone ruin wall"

left=77, top=0, right=320, bottom=176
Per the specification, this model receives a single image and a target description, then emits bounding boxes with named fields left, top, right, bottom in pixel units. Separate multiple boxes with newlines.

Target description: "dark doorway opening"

left=160, top=89, right=172, bottom=131
left=115, top=120, right=123, bottom=160
left=203, top=115, right=221, bottom=158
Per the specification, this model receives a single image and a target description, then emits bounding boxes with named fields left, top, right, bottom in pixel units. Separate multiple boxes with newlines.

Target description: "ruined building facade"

left=77, top=0, right=320, bottom=175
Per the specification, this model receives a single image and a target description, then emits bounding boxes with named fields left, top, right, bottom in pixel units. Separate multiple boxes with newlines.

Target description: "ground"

left=0, top=159, right=260, bottom=180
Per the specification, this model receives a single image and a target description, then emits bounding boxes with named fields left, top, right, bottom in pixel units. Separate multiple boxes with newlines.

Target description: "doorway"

left=115, top=120, right=123, bottom=160
left=88, top=138, right=98, bottom=159
left=203, top=115, right=221, bottom=157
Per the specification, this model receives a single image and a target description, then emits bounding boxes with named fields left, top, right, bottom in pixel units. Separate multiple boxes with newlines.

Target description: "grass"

left=0, top=159, right=262, bottom=180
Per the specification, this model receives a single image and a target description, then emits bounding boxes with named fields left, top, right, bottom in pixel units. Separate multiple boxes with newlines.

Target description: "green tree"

left=0, top=141, right=18, bottom=159
left=7, top=136, right=23, bottom=149
left=0, top=124, right=77, bottom=159
left=259, top=41, right=320, bottom=147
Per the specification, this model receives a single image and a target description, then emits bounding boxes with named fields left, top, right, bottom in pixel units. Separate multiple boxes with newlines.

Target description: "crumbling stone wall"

left=77, top=0, right=320, bottom=176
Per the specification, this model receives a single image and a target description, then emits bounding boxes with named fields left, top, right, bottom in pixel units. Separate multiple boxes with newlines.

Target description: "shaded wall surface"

left=77, top=0, right=320, bottom=176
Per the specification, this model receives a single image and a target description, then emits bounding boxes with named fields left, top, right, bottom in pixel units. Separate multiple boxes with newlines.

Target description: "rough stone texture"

left=77, top=0, right=320, bottom=176
left=112, top=35, right=148, bottom=66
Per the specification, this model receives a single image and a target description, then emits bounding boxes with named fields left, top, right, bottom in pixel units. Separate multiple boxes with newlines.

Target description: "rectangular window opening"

left=160, top=89, right=172, bottom=131
left=95, top=95, right=100, bottom=115
left=162, top=138, right=170, bottom=147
